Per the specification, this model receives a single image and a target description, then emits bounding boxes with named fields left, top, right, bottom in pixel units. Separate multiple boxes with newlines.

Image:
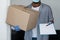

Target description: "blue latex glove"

left=14, top=25, right=20, bottom=31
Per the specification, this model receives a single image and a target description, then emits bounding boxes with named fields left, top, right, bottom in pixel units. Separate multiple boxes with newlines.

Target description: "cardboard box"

left=6, top=5, right=39, bottom=31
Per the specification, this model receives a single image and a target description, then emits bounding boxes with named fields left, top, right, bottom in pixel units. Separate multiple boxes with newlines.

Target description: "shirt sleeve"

left=48, top=6, right=54, bottom=22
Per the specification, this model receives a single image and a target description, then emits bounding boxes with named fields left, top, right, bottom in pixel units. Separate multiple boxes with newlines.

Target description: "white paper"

left=39, top=23, right=56, bottom=35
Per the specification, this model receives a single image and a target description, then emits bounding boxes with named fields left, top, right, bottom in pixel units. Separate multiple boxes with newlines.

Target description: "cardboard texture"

left=6, top=5, right=39, bottom=31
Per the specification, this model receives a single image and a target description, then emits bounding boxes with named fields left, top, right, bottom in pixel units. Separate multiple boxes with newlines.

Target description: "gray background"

left=11, top=0, right=60, bottom=30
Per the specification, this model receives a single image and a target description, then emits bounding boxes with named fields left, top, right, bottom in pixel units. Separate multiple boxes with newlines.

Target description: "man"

left=24, top=0, right=54, bottom=40
left=11, top=0, right=54, bottom=40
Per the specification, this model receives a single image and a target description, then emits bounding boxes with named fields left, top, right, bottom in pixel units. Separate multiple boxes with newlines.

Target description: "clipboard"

left=39, top=23, right=56, bottom=35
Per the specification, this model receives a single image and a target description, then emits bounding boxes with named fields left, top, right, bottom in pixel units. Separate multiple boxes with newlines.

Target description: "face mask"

left=33, top=0, right=40, bottom=2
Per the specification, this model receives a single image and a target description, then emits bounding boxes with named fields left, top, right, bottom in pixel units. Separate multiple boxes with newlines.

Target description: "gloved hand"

left=51, top=20, right=54, bottom=23
left=50, top=19, right=54, bottom=23
left=14, top=25, right=21, bottom=31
